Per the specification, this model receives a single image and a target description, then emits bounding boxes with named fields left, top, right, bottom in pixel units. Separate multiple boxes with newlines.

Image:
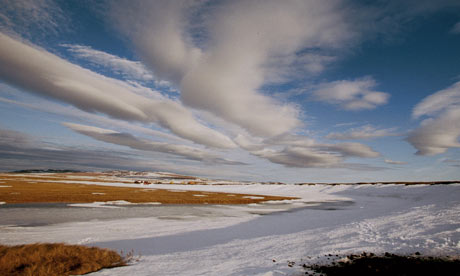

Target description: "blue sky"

left=0, top=0, right=459, bottom=182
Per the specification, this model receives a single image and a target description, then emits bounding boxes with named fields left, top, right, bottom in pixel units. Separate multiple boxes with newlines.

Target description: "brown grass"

left=0, top=174, right=296, bottom=204
left=0, top=243, right=127, bottom=276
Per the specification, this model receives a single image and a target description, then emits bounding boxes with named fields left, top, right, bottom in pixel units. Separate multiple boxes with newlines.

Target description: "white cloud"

left=384, top=159, right=407, bottom=165
left=326, top=125, right=399, bottom=140
left=110, top=0, right=201, bottom=85
left=62, top=44, right=155, bottom=83
left=321, top=142, right=380, bottom=158
left=412, top=81, right=460, bottom=118
left=408, top=81, right=460, bottom=155
left=450, top=21, right=460, bottom=34
left=408, top=108, right=460, bottom=155
left=312, top=77, right=390, bottom=110
left=0, top=32, right=235, bottom=149
left=111, top=0, right=355, bottom=137
left=0, top=92, right=188, bottom=144
left=64, top=123, right=243, bottom=165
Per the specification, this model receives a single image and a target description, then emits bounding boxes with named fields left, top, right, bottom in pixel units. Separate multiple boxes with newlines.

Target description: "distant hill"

left=11, top=169, right=82, bottom=173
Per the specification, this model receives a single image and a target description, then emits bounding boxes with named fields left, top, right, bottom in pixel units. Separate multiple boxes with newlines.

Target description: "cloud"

left=253, top=146, right=342, bottom=168
left=384, top=159, right=407, bottom=165
left=0, top=127, right=249, bottom=178
left=312, top=77, right=390, bottom=110
left=235, top=133, right=380, bottom=168
left=408, top=108, right=460, bottom=155
left=111, top=0, right=356, bottom=137
left=62, top=44, right=156, bottom=83
left=450, top=21, right=460, bottom=34
left=64, top=122, right=243, bottom=165
left=0, top=91, right=187, bottom=144
left=0, top=32, right=235, bottom=149
left=321, top=142, right=380, bottom=158
left=412, top=81, right=460, bottom=118
left=0, top=0, right=66, bottom=37
left=408, top=81, right=460, bottom=155
left=442, top=159, right=460, bottom=167
left=326, top=125, right=399, bottom=140
left=0, top=127, right=147, bottom=171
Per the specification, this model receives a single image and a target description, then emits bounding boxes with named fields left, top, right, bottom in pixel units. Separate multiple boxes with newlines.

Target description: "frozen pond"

left=0, top=200, right=354, bottom=227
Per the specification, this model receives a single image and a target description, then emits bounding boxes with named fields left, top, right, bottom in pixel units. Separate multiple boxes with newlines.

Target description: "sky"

left=0, top=0, right=459, bottom=183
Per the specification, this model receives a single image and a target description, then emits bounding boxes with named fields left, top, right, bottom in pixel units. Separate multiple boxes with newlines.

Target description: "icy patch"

left=243, top=196, right=265, bottom=199
left=168, top=190, right=186, bottom=192
left=193, top=194, right=207, bottom=197
left=69, top=202, right=121, bottom=209
left=92, top=192, right=106, bottom=195
left=0, top=185, right=12, bottom=188
left=69, top=200, right=163, bottom=208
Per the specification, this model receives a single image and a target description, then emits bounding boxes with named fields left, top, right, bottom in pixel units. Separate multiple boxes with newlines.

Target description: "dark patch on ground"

left=302, top=252, right=460, bottom=276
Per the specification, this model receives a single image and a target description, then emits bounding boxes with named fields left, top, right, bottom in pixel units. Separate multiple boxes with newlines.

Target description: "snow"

left=0, top=183, right=459, bottom=276
left=68, top=201, right=163, bottom=208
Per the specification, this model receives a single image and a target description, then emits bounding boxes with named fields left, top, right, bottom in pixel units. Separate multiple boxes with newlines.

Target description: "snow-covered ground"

left=1, top=183, right=459, bottom=275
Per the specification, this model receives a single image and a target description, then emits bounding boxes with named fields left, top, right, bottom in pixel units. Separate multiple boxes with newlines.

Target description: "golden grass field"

left=0, top=173, right=295, bottom=204
left=0, top=243, right=128, bottom=276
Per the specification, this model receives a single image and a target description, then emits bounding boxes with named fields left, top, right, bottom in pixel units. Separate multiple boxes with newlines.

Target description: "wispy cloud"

left=0, top=127, right=144, bottom=171
left=0, top=127, right=247, bottom=177
left=311, top=77, right=390, bottom=110
left=450, top=21, right=460, bottom=34
left=326, top=125, right=399, bottom=140
left=235, top=133, right=380, bottom=168
left=64, top=122, right=244, bottom=165
left=384, top=159, right=407, bottom=165
left=0, top=33, right=235, bottom=149
left=442, top=159, right=460, bottom=167
left=62, top=44, right=156, bottom=83
left=110, top=0, right=356, bottom=137
left=408, top=81, right=460, bottom=155
left=0, top=0, right=67, bottom=37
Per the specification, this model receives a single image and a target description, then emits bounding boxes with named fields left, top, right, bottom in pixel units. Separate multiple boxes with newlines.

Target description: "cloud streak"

left=0, top=32, right=235, bottom=149
left=384, top=159, right=407, bottom=165
left=312, top=77, right=390, bottom=110
left=111, top=0, right=356, bottom=137
left=64, top=122, right=244, bottom=165
left=327, top=125, right=399, bottom=140
left=62, top=44, right=155, bottom=83
left=235, top=133, right=380, bottom=168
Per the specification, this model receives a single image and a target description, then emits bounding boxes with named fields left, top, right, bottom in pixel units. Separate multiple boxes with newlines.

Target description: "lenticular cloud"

left=111, top=0, right=354, bottom=137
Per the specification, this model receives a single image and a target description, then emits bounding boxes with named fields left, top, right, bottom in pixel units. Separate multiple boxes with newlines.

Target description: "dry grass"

left=0, top=174, right=295, bottom=204
left=0, top=243, right=127, bottom=276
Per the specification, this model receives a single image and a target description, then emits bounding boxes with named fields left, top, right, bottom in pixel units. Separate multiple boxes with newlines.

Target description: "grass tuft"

left=0, top=243, right=128, bottom=276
